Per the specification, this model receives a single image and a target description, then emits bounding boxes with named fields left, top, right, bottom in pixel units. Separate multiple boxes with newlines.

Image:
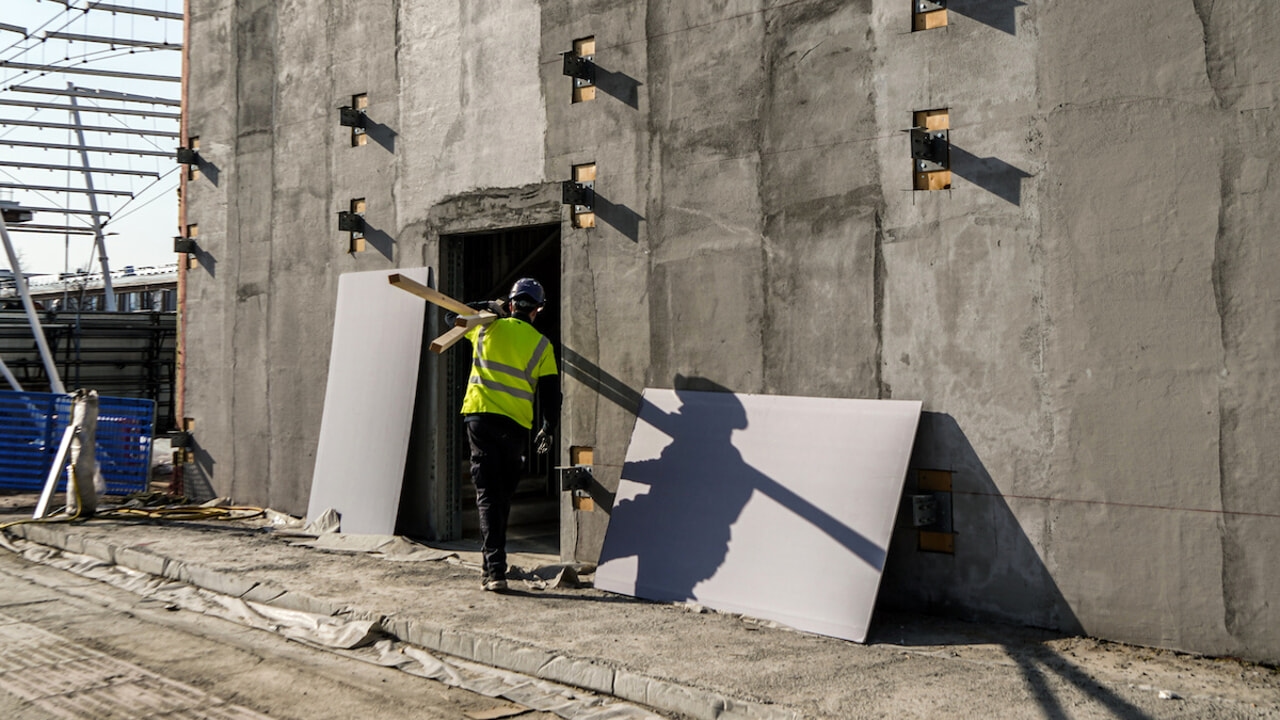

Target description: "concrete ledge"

left=22, top=523, right=68, bottom=550
left=80, top=537, right=117, bottom=565
left=536, top=655, right=616, bottom=696
left=489, top=638, right=556, bottom=677
left=614, top=670, right=799, bottom=720
left=115, top=545, right=169, bottom=577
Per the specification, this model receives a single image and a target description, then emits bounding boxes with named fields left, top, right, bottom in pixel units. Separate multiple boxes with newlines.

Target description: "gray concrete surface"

left=1, top=509, right=1276, bottom=720
left=0, top=550, right=574, bottom=720
left=182, top=0, right=1280, bottom=662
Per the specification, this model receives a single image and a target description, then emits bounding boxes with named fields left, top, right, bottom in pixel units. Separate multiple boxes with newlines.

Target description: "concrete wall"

left=184, top=0, right=1280, bottom=661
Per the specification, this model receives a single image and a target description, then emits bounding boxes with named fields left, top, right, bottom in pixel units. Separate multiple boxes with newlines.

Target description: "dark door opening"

left=442, top=224, right=561, bottom=555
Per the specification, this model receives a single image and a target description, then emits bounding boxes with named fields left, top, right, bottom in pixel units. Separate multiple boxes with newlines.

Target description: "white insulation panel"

left=595, top=389, right=922, bottom=642
left=306, top=267, right=430, bottom=535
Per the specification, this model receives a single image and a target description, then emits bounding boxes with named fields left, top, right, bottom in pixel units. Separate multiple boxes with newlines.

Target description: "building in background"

left=180, top=1, right=1280, bottom=661
left=0, top=264, right=177, bottom=430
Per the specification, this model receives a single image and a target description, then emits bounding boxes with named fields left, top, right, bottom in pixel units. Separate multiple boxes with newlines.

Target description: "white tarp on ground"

left=594, top=388, right=922, bottom=643
left=306, top=268, right=431, bottom=535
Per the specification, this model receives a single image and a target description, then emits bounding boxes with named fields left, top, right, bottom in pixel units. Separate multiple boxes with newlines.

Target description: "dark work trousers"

left=465, top=413, right=527, bottom=579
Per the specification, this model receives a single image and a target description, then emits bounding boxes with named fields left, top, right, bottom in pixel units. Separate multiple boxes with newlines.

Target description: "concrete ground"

left=0, top=494, right=1276, bottom=720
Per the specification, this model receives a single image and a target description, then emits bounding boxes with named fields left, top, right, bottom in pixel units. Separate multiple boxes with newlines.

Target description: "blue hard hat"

left=509, top=278, right=546, bottom=307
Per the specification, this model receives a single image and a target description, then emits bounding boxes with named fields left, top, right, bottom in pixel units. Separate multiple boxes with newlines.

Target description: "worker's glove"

left=467, top=300, right=508, bottom=318
left=534, top=421, right=553, bottom=455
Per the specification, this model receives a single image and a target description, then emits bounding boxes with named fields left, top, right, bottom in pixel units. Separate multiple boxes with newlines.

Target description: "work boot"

left=482, top=572, right=507, bottom=592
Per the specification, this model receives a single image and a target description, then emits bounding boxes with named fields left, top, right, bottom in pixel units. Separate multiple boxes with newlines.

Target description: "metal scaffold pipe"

left=0, top=215, right=67, bottom=394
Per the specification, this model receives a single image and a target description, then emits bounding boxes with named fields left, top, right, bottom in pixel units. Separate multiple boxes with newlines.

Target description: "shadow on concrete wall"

left=361, top=223, right=395, bottom=261
left=191, top=247, right=217, bottom=278
left=950, top=145, right=1032, bottom=205
left=363, top=118, right=396, bottom=154
left=561, top=346, right=642, bottom=415
left=196, top=157, right=220, bottom=187
left=949, top=0, right=1026, bottom=35
left=595, top=65, right=643, bottom=109
left=877, top=412, right=1082, bottom=635
left=184, top=440, right=217, bottom=503
left=592, top=192, right=643, bottom=242
left=559, top=346, right=639, bottom=511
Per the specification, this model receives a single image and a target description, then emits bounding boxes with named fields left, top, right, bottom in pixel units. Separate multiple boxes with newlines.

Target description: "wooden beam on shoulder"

left=429, top=325, right=469, bottom=354
left=387, top=273, right=472, bottom=315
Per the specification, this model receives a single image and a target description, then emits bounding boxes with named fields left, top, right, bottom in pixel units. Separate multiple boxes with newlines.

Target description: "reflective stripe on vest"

left=469, top=324, right=549, bottom=404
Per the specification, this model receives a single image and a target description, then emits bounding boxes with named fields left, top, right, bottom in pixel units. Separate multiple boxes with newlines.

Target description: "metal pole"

left=0, top=215, right=66, bottom=393
left=0, top=356, right=22, bottom=391
left=68, top=88, right=116, bottom=311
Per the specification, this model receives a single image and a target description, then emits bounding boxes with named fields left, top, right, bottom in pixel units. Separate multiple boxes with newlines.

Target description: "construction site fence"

left=0, top=390, right=155, bottom=496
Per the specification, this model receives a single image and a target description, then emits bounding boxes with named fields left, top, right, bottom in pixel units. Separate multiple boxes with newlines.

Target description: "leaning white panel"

left=306, top=268, right=430, bottom=535
left=594, top=388, right=923, bottom=643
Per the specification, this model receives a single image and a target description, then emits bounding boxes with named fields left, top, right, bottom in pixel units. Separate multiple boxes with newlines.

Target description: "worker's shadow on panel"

left=950, top=145, right=1032, bottom=206
left=596, top=375, right=884, bottom=604
left=948, top=0, right=1026, bottom=36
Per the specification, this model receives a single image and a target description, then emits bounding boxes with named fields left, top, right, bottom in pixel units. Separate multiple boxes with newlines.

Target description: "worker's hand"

left=467, top=300, right=508, bottom=317
left=534, top=422, right=552, bottom=455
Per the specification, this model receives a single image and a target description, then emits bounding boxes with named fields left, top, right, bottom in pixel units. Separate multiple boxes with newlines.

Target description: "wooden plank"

left=917, top=469, right=952, bottom=492
left=570, top=446, right=594, bottom=466
left=429, top=325, right=469, bottom=354
left=914, top=9, right=948, bottom=31
left=914, top=108, right=950, bottom=131
left=453, top=312, right=498, bottom=329
left=918, top=530, right=955, bottom=554
left=914, top=170, right=952, bottom=191
left=387, top=273, right=472, bottom=315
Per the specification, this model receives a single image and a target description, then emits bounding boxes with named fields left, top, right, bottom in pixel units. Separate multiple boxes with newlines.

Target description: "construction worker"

left=461, top=277, right=560, bottom=591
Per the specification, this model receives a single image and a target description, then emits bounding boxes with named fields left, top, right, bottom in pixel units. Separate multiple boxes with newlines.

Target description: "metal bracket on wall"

left=912, top=469, right=955, bottom=554
left=338, top=105, right=366, bottom=129
left=562, top=52, right=595, bottom=87
left=916, top=0, right=946, bottom=12
left=175, top=146, right=199, bottom=165
left=557, top=464, right=594, bottom=493
left=561, top=179, right=594, bottom=213
left=910, top=127, right=950, bottom=172
left=173, top=236, right=197, bottom=254
left=337, top=210, right=364, bottom=234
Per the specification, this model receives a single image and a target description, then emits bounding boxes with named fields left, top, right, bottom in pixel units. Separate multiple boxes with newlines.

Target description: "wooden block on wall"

left=918, top=530, right=955, bottom=554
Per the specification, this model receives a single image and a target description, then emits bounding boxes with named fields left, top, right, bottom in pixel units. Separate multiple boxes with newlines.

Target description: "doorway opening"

left=441, top=224, right=561, bottom=555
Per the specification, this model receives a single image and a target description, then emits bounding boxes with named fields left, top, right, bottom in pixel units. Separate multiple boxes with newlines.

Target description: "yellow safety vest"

left=461, top=318, right=557, bottom=429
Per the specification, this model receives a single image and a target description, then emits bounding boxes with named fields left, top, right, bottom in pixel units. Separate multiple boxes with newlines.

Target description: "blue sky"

left=1, top=0, right=182, bottom=276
